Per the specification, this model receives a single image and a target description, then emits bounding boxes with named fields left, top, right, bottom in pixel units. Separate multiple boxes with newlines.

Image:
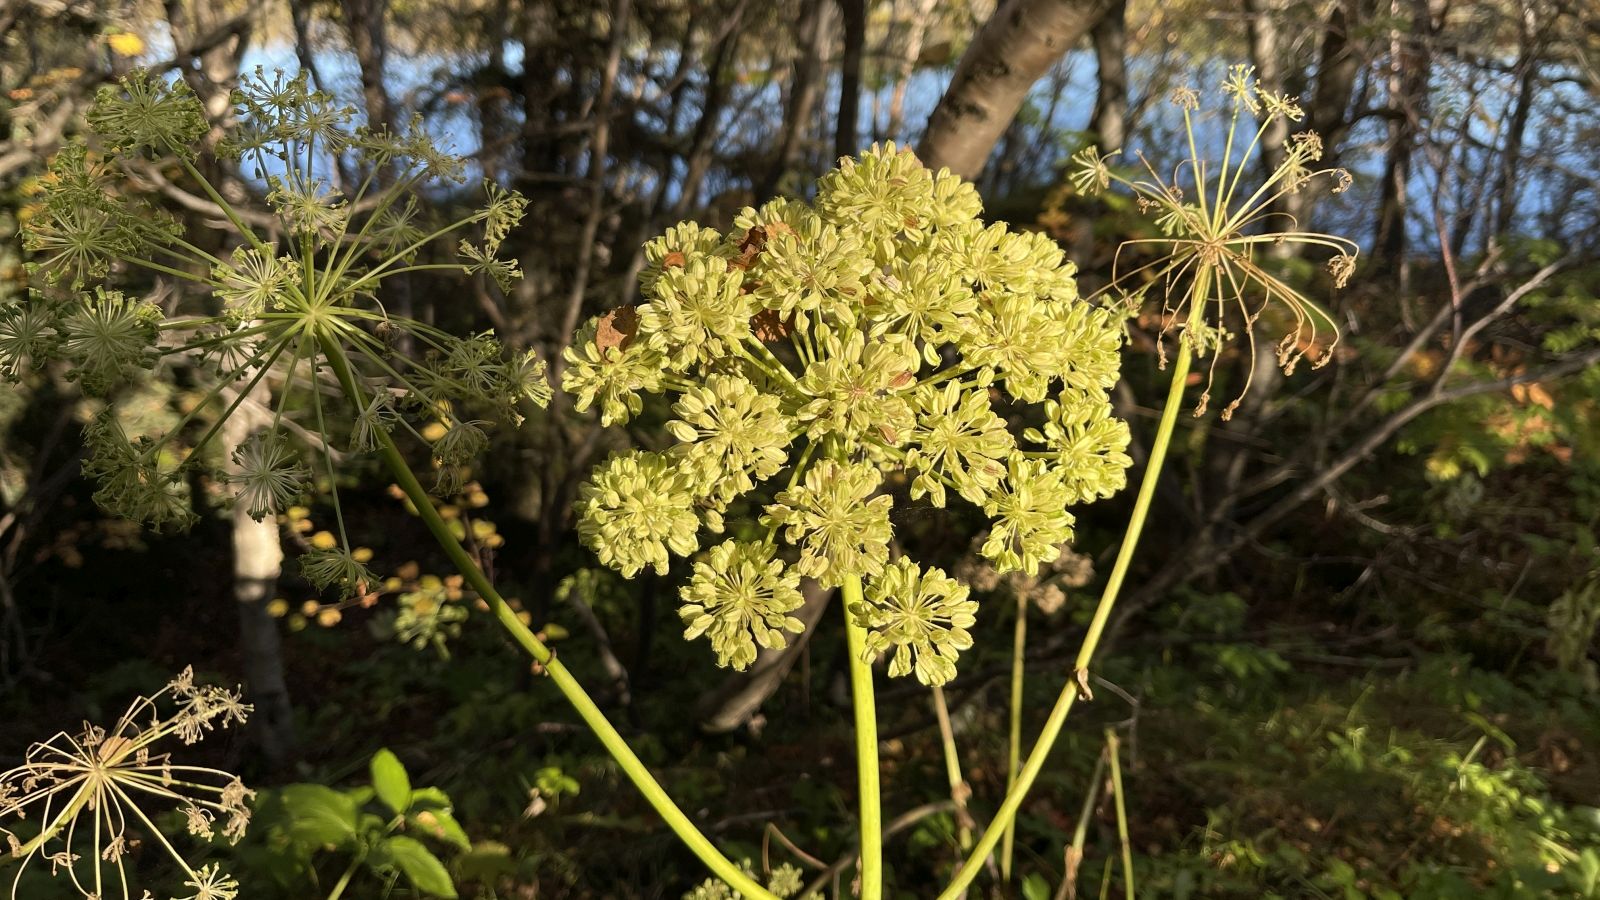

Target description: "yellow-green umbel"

left=566, top=143, right=1136, bottom=687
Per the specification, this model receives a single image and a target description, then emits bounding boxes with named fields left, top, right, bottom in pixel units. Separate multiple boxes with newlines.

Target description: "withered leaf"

left=595, top=305, right=640, bottom=353
left=750, top=308, right=794, bottom=343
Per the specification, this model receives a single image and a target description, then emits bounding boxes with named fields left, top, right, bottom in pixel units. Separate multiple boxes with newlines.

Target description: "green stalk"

left=1000, top=592, right=1028, bottom=881
left=317, top=337, right=776, bottom=900
left=935, top=286, right=1203, bottom=900
left=930, top=685, right=972, bottom=852
left=1105, top=729, right=1133, bottom=900
left=323, top=852, right=363, bottom=900
left=842, top=574, right=883, bottom=900
left=1061, top=746, right=1109, bottom=900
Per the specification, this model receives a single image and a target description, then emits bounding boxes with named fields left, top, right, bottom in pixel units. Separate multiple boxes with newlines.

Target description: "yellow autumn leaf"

left=106, top=33, right=145, bottom=57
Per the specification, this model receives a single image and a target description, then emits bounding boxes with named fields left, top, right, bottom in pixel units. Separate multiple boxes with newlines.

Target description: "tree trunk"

left=835, top=0, right=867, bottom=160
left=885, top=0, right=938, bottom=140
left=758, top=0, right=831, bottom=199
left=1244, top=0, right=1291, bottom=178
left=221, top=393, right=296, bottom=769
left=1087, top=0, right=1126, bottom=148
left=339, top=0, right=394, bottom=133
left=1374, top=0, right=1438, bottom=271
left=919, top=0, right=1110, bottom=180
left=1492, top=6, right=1543, bottom=242
left=1307, top=0, right=1371, bottom=160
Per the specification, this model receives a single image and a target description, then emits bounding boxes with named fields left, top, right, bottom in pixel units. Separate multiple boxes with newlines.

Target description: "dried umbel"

left=566, top=144, right=1135, bottom=686
left=1069, top=63, right=1360, bottom=419
left=0, top=669, right=252, bottom=900
left=6, top=68, right=549, bottom=595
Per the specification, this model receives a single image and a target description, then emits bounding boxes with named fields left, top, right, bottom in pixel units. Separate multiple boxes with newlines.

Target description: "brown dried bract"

left=750, top=308, right=793, bottom=343
left=661, top=250, right=687, bottom=269
left=730, top=226, right=768, bottom=271
left=595, top=306, right=640, bottom=353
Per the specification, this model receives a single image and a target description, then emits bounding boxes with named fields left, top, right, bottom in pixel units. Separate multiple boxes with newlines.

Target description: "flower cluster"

left=1068, top=63, right=1359, bottom=419
left=0, top=668, right=253, bottom=900
left=5, top=68, right=549, bottom=593
left=566, top=144, right=1133, bottom=685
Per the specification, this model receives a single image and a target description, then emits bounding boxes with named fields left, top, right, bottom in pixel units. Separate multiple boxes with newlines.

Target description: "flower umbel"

left=0, top=669, right=253, bottom=900
left=1068, top=63, right=1359, bottom=418
left=852, top=558, right=978, bottom=686
left=566, top=143, right=1135, bottom=683
left=679, top=541, right=806, bottom=670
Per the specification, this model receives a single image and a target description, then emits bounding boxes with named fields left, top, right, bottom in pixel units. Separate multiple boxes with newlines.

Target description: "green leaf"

left=1020, top=873, right=1051, bottom=900
left=371, top=748, right=413, bottom=815
left=409, top=808, right=471, bottom=851
left=408, top=787, right=452, bottom=810
left=384, top=835, right=458, bottom=898
left=280, top=784, right=360, bottom=848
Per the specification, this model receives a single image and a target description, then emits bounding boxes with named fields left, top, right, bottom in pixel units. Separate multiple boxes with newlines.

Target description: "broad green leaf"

left=410, top=808, right=471, bottom=850
left=409, top=786, right=452, bottom=810
left=384, top=835, right=458, bottom=898
left=371, top=748, right=413, bottom=815
left=281, top=784, right=360, bottom=848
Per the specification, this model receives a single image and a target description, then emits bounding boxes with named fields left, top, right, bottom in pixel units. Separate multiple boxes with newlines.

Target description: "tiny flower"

left=576, top=450, right=701, bottom=577
left=666, top=374, right=794, bottom=500
left=300, top=547, right=380, bottom=600
left=954, top=291, right=1071, bottom=403
left=86, top=68, right=209, bottom=156
left=981, top=454, right=1076, bottom=576
left=867, top=253, right=974, bottom=357
left=563, top=308, right=666, bottom=425
left=679, top=540, right=806, bottom=670
left=764, top=459, right=893, bottom=587
left=638, top=255, right=753, bottom=370
left=212, top=245, right=290, bottom=321
left=904, top=382, right=1014, bottom=507
left=1069, top=145, right=1115, bottom=195
left=0, top=302, right=58, bottom=379
left=505, top=348, right=553, bottom=409
left=266, top=175, right=349, bottom=237
left=748, top=212, right=875, bottom=326
left=59, top=288, right=161, bottom=394
left=794, top=330, right=920, bottom=445
left=639, top=221, right=727, bottom=295
left=1023, top=394, right=1133, bottom=505
left=227, top=432, right=307, bottom=521
left=854, top=558, right=978, bottom=686
left=350, top=392, right=400, bottom=452
left=178, top=863, right=240, bottom=900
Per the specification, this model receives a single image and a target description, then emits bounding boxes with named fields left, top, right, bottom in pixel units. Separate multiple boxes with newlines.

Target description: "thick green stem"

left=317, top=337, right=776, bottom=900
left=936, top=326, right=1196, bottom=900
left=842, top=574, right=883, bottom=900
left=1000, top=592, right=1028, bottom=880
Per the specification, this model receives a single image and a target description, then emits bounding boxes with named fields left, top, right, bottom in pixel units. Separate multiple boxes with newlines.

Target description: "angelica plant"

left=7, top=67, right=776, bottom=900
left=565, top=142, right=1135, bottom=898
left=939, top=66, right=1360, bottom=899
left=1069, top=64, right=1359, bottom=418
